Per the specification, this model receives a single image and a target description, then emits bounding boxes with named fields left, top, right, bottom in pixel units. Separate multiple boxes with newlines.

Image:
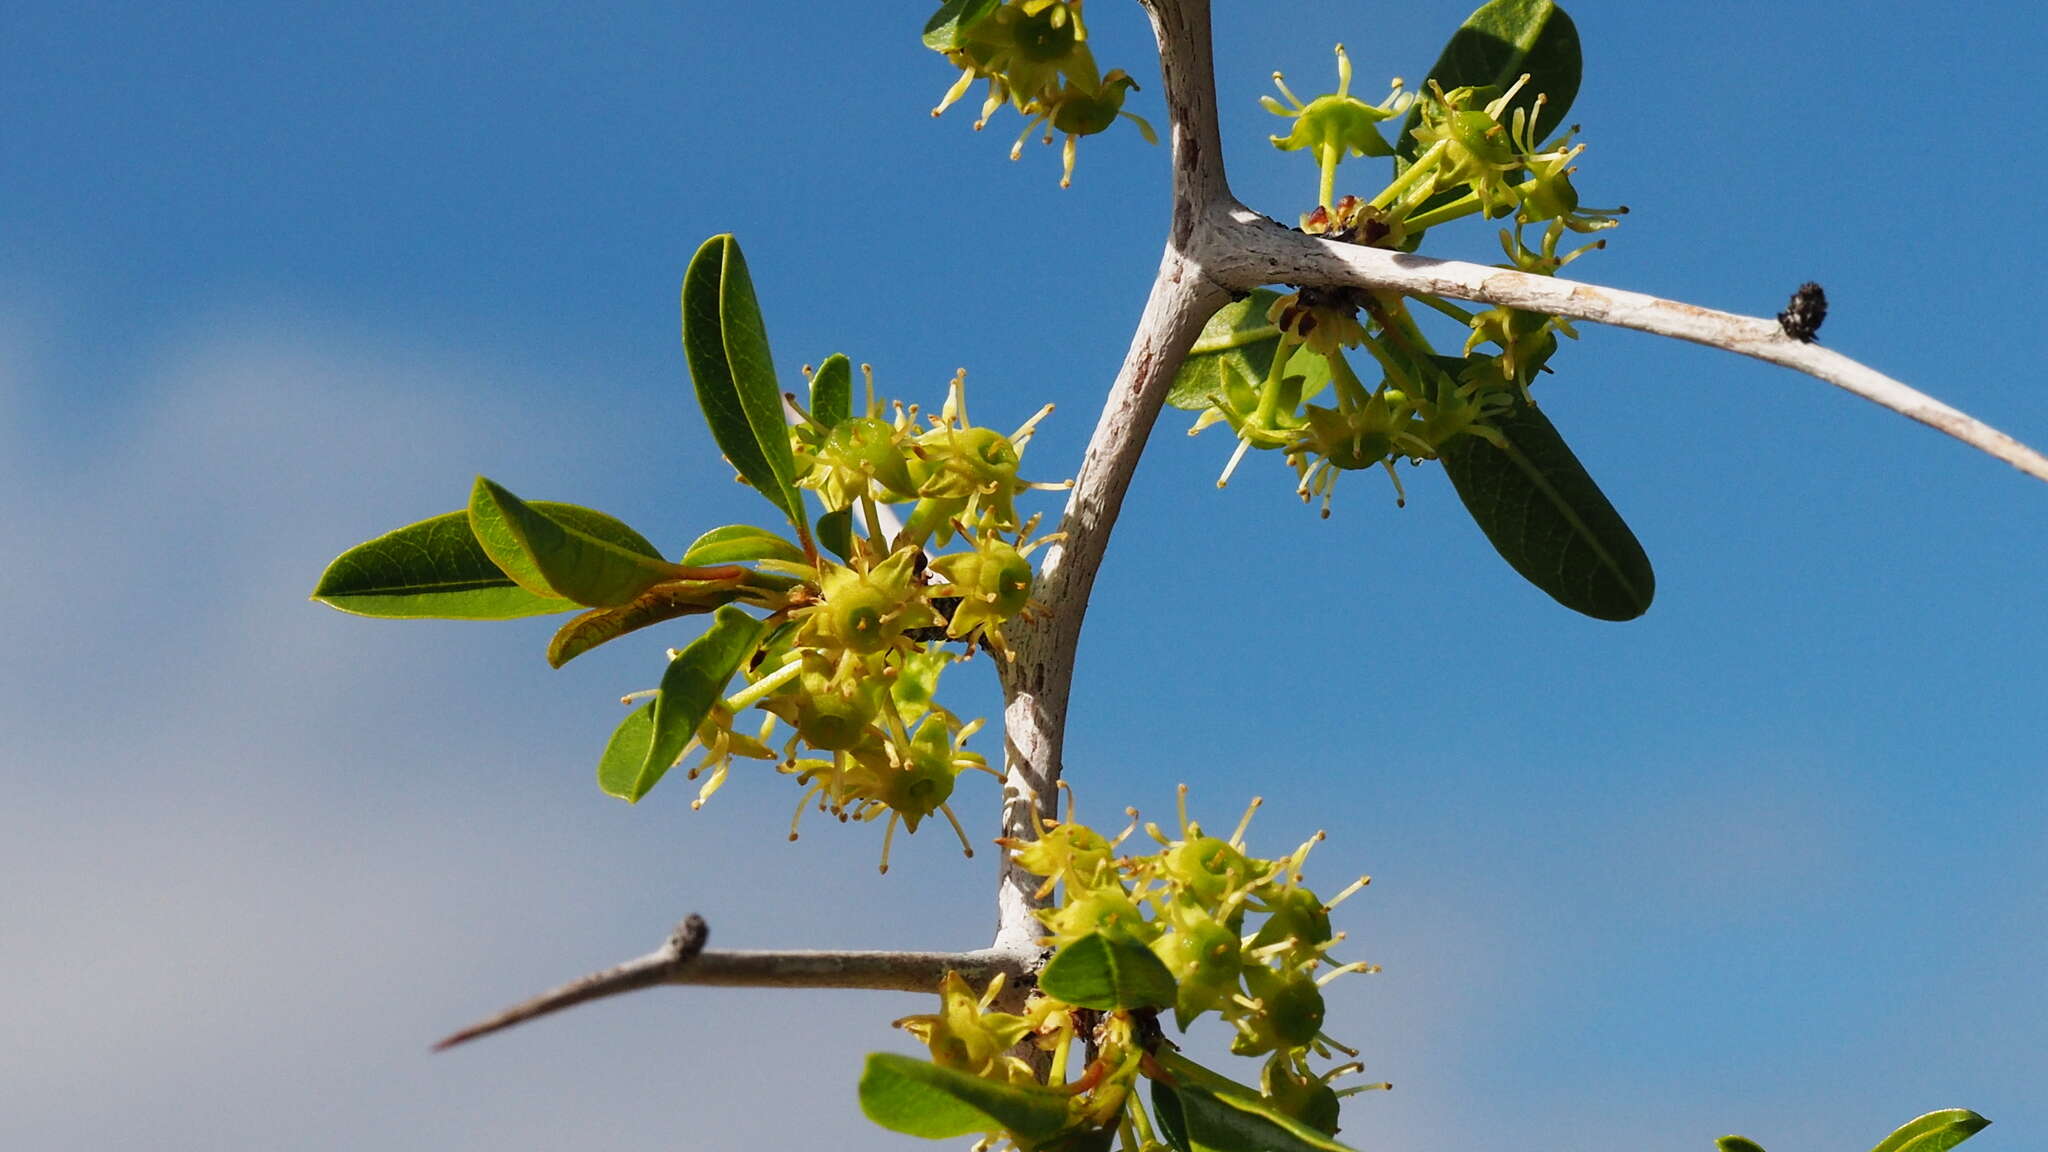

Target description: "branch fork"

left=441, top=0, right=2045, bottom=1051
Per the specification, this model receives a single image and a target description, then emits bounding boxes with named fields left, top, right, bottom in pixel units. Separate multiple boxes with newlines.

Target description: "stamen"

left=1110, top=807, right=1141, bottom=849
left=933, top=67, right=977, bottom=117
left=1217, top=434, right=1255, bottom=488
left=691, top=762, right=729, bottom=810
left=1271, top=71, right=1305, bottom=110
left=940, top=803, right=975, bottom=858
left=1011, top=402, right=1056, bottom=446
left=1228, top=796, right=1263, bottom=848
left=1380, top=457, right=1408, bottom=507
left=1326, top=874, right=1372, bottom=908
left=1317, top=961, right=1381, bottom=986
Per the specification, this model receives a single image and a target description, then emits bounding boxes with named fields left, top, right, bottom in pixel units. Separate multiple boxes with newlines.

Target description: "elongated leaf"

left=627, top=606, right=764, bottom=801
left=923, top=0, right=1000, bottom=50
left=595, top=701, right=657, bottom=800
left=1717, top=1138, right=1768, bottom=1152
left=681, top=234, right=802, bottom=526
left=1438, top=394, right=1654, bottom=621
left=858, top=1053, right=1073, bottom=1142
left=1168, top=292, right=1332, bottom=412
left=314, top=502, right=663, bottom=620
left=1868, top=1110, right=1991, bottom=1152
left=547, top=581, right=746, bottom=668
left=1149, top=1080, right=1360, bottom=1152
left=810, top=352, right=853, bottom=431
left=468, top=477, right=683, bottom=608
left=312, top=510, right=574, bottom=620
left=1396, top=0, right=1582, bottom=161
left=680, top=524, right=806, bottom=566
left=1039, top=931, right=1177, bottom=1010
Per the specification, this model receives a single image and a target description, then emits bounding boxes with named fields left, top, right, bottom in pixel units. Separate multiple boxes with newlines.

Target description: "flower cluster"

left=925, top=0, right=1157, bottom=186
left=885, top=788, right=1383, bottom=1150
left=659, top=369, right=1068, bottom=870
left=1184, top=46, right=1625, bottom=514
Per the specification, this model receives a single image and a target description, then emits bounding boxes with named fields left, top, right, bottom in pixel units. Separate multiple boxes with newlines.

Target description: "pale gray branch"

left=992, top=0, right=1231, bottom=960
left=435, top=916, right=1034, bottom=1051
left=439, top=0, right=2045, bottom=1051
left=1198, top=207, right=2048, bottom=483
left=992, top=0, right=2046, bottom=959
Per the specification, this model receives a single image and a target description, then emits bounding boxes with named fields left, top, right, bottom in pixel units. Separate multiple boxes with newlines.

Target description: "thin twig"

left=434, top=915, right=1033, bottom=1051
left=1199, top=207, right=2048, bottom=483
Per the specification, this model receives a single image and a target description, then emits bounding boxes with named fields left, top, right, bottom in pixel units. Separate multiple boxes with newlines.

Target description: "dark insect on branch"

left=1778, top=281, right=1827, bottom=343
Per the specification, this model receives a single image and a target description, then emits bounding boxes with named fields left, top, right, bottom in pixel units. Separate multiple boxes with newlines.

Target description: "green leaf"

left=312, top=510, right=577, bottom=620
left=1168, top=292, right=1332, bottom=413
left=1038, top=931, right=1178, bottom=1010
left=546, top=582, right=744, bottom=668
left=680, top=524, right=806, bottom=566
left=313, top=501, right=666, bottom=620
left=681, top=234, right=803, bottom=527
left=1153, top=1079, right=1194, bottom=1152
left=595, top=700, right=657, bottom=801
left=1148, top=1080, right=1360, bottom=1152
left=468, top=477, right=683, bottom=608
left=809, top=352, right=853, bottom=431
left=857, top=1053, right=1073, bottom=1142
left=1868, top=1110, right=1991, bottom=1152
left=923, top=0, right=999, bottom=50
left=1396, top=0, right=1582, bottom=162
left=817, top=507, right=855, bottom=563
left=1437, top=391, right=1654, bottom=621
left=1717, top=1139, right=1769, bottom=1152
left=630, top=606, right=763, bottom=801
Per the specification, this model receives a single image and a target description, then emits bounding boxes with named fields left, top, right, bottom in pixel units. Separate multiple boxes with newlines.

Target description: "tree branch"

left=1198, top=207, right=2048, bottom=483
left=992, top=0, right=2047, bottom=959
left=434, top=915, right=1036, bottom=1050
left=992, top=0, right=1231, bottom=958
left=438, top=0, right=2047, bottom=1050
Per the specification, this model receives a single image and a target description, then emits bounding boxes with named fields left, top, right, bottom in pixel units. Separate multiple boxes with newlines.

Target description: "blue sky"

left=4, top=2, right=2044, bottom=1149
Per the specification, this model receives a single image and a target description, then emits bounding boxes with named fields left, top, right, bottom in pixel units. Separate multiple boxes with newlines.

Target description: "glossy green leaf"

left=1717, top=1138, right=1768, bottom=1152
left=1168, top=291, right=1332, bottom=412
left=1042, top=1126, right=1118, bottom=1152
left=1868, top=1110, right=1991, bottom=1152
left=628, top=606, right=763, bottom=801
left=311, top=510, right=574, bottom=620
left=1148, top=1080, right=1359, bottom=1152
left=857, top=1053, right=1072, bottom=1142
left=1038, top=931, right=1178, bottom=1010
left=680, top=524, right=806, bottom=566
left=1438, top=392, right=1654, bottom=621
left=595, top=700, right=657, bottom=801
left=313, top=502, right=664, bottom=620
left=817, top=508, right=855, bottom=563
left=923, top=0, right=999, bottom=50
left=681, top=234, right=802, bottom=527
left=1153, top=1079, right=1194, bottom=1152
left=809, top=352, right=853, bottom=432
left=1396, top=0, right=1582, bottom=162
left=547, top=582, right=746, bottom=668
left=468, top=477, right=683, bottom=608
